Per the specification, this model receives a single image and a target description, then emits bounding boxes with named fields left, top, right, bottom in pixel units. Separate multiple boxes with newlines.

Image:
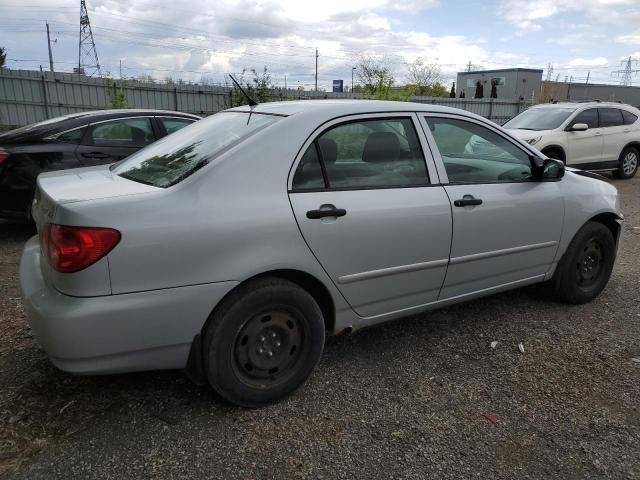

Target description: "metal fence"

left=409, top=96, right=526, bottom=124
left=0, top=69, right=229, bottom=129
left=0, top=68, right=525, bottom=130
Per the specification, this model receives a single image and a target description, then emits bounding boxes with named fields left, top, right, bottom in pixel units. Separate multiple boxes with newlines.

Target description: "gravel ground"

left=1, top=176, right=639, bottom=480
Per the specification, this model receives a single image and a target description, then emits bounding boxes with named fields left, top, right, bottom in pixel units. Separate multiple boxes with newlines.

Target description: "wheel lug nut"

left=258, top=347, right=263, bottom=354
left=267, top=351, right=273, bottom=357
left=260, top=336, right=265, bottom=342
left=271, top=332, right=276, bottom=338
left=275, top=341, right=281, bottom=347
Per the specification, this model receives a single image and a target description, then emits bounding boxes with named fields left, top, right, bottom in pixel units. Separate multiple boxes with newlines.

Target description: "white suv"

left=504, top=102, right=640, bottom=179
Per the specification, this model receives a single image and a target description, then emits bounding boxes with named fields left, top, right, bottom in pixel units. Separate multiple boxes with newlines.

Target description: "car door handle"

left=624, top=129, right=630, bottom=133
left=454, top=197, right=483, bottom=207
left=306, top=208, right=347, bottom=219
left=593, top=132, right=602, bottom=136
left=82, top=152, right=110, bottom=159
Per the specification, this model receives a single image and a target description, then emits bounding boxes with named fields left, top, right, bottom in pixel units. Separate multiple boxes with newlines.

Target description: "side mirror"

left=569, top=123, right=588, bottom=132
left=541, top=158, right=565, bottom=180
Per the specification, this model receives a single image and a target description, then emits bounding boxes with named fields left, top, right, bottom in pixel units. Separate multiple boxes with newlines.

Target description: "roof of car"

left=0, top=109, right=201, bottom=144
left=229, top=100, right=486, bottom=119
left=531, top=101, right=635, bottom=110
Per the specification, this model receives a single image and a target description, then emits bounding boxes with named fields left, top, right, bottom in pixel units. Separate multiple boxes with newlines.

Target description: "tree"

left=229, top=66, right=275, bottom=107
left=490, top=79, right=498, bottom=99
left=449, top=82, right=456, bottom=98
left=355, top=55, right=394, bottom=96
left=474, top=80, right=484, bottom=99
left=0, top=47, right=6, bottom=68
left=105, top=78, right=128, bottom=109
left=406, top=59, right=442, bottom=95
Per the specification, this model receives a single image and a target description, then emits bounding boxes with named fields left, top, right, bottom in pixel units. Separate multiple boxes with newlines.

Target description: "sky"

left=1, top=0, right=640, bottom=90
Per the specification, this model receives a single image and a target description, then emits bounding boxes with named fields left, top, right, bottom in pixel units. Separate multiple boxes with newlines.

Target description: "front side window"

left=572, top=109, right=598, bottom=129
left=503, top=107, right=575, bottom=131
left=425, top=117, right=532, bottom=184
left=292, top=117, right=428, bottom=190
left=114, top=112, right=280, bottom=187
left=88, top=118, right=155, bottom=147
left=598, top=108, right=623, bottom=128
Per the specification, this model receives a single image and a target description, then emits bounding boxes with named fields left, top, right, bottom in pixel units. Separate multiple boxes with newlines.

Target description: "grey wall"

left=0, top=68, right=367, bottom=129
left=544, top=81, right=640, bottom=107
left=409, top=96, right=526, bottom=124
left=456, top=69, right=543, bottom=101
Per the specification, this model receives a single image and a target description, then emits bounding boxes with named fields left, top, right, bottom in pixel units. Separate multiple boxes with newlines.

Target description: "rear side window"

left=292, top=117, right=428, bottom=190
left=114, top=112, right=280, bottom=187
left=572, top=109, right=598, bottom=129
left=622, top=110, right=638, bottom=125
left=598, top=108, right=623, bottom=128
left=88, top=118, right=155, bottom=147
left=160, top=118, right=194, bottom=135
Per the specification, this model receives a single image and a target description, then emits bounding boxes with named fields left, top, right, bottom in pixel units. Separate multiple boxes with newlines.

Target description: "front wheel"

left=203, top=277, right=325, bottom=407
left=552, top=222, right=615, bottom=304
left=614, top=147, right=639, bottom=179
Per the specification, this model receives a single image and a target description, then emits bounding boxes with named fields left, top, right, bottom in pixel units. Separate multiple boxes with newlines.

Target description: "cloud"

left=616, top=33, right=640, bottom=44
left=498, top=0, right=639, bottom=32
left=566, top=57, right=609, bottom=67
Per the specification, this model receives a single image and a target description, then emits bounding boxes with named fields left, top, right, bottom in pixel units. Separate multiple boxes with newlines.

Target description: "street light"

left=351, top=67, right=356, bottom=93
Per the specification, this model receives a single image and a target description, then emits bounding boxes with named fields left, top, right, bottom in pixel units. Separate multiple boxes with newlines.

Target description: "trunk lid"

left=33, top=164, right=159, bottom=297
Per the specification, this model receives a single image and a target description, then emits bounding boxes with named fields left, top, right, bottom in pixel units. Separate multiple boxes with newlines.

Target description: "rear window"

left=622, top=110, right=638, bottom=125
left=113, top=112, right=281, bottom=187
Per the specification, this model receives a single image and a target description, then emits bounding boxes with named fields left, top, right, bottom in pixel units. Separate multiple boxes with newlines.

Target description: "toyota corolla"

left=20, top=100, right=623, bottom=407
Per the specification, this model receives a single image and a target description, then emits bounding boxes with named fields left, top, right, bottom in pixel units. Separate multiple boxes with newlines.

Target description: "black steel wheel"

left=203, top=277, right=325, bottom=407
left=552, top=222, right=615, bottom=304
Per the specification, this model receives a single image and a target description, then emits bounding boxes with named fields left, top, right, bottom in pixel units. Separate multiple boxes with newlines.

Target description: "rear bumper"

left=20, top=236, right=238, bottom=374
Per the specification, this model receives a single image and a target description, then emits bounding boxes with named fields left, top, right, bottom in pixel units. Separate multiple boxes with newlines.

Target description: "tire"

left=552, top=222, right=615, bottom=304
left=614, top=146, right=639, bottom=179
left=203, top=277, right=325, bottom=408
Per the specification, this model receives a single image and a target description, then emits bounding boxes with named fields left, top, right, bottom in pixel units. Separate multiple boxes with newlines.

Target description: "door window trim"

left=597, top=108, right=624, bottom=129
left=417, top=113, right=545, bottom=186
left=288, top=112, right=440, bottom=193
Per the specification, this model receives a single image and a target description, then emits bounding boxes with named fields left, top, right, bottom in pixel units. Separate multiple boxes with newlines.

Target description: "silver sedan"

left=20, top=100, right=623, bottom=407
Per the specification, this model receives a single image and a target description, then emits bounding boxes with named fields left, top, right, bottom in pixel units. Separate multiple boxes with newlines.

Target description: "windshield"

left=504, top=107, right=575, bottom=131
left=113, top=111, right=281, bottom=187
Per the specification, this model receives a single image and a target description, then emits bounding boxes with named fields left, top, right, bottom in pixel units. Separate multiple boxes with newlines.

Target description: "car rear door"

left=599, top=108, right=626, bottom=163
left=420, top=114, right=563, bottom=300
left=75, top=116, right=157, bottom=166
left=288, top=113, right=452, bottom=318
left=565, top=108, right=603, bottom=166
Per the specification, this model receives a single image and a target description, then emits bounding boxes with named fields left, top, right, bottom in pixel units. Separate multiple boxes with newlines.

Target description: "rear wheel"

left=203, top=277, right=325, bottom=407
left=614, top=147, right=639, bottom=179
left=552, top=222, right=615, bottom=304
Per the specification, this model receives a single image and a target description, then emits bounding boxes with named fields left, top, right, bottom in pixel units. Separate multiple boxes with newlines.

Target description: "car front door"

left=565, top=108, right=603, bottom=166
left=599, top=108, right=625, bottom=163
left=288, top=113, right=452, bottom=318
left=76, top=117, right=156, bottom=166
left=420, top=114, right=563, bottom=300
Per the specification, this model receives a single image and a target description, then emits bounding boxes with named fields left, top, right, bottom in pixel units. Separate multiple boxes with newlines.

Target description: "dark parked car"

left=0, top=109, right=200, bottom=220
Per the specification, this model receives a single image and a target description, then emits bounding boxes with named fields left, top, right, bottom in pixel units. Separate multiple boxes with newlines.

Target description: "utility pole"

left=284, top=74, right=287, bottom=90
left=352, top=67, right=356, bottom=92
left=119, top=59, right=122, bottom=78
left=315, top=48, right=318, bottom=91
left=466, top=61, right=472, bottom=72
left=78, top=0, right=102, bottom=77
left=46, top=23, right=54, bottom=72
left=584, top=71, right=590, bottom=100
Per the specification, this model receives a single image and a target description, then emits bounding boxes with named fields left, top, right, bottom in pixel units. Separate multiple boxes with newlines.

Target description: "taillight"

left=0, top=148, right=9, bottom=164
left=42, top=224, right=121, bottom=273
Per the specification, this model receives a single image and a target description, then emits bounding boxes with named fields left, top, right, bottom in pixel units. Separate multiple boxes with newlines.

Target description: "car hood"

left=505, top=128, right=555, bottom=140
